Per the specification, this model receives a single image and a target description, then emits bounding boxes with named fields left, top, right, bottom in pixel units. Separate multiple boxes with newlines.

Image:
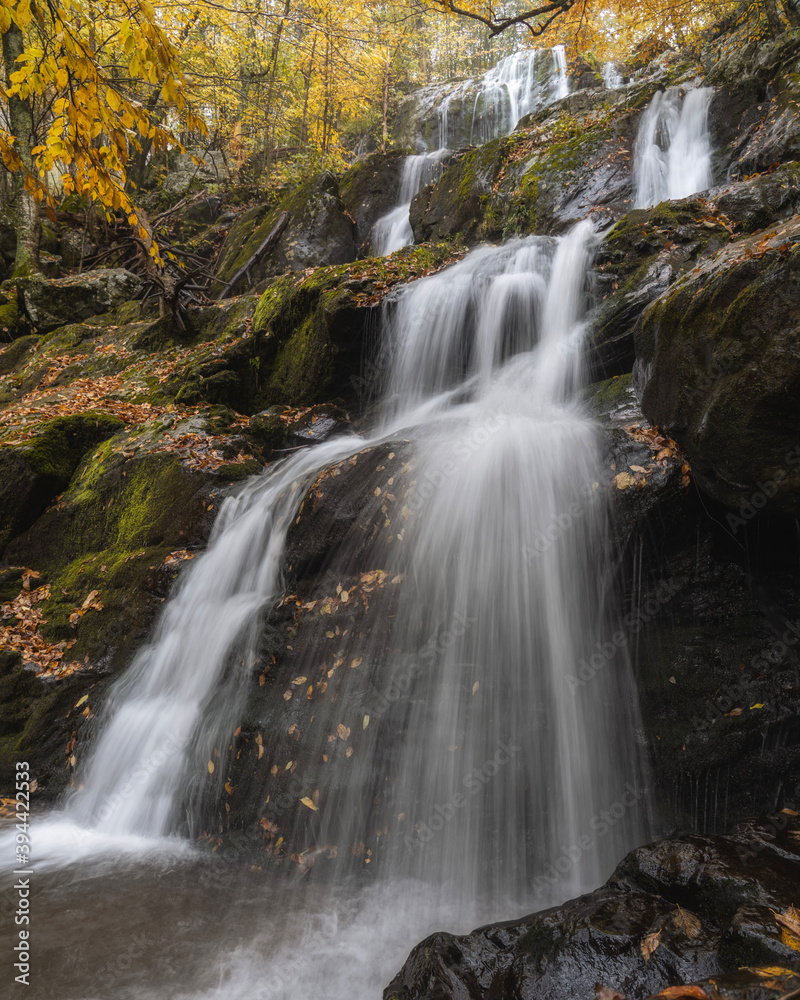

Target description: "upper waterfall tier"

left=634, top=86, right=713, bottom=208
left=393, top=46, right=569, bottom=151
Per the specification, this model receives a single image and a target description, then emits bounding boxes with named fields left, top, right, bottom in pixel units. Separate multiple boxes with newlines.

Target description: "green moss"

left=0, top=413, right=125, bottom=551
left=585, top=373, right=634, bottom=416
left=0, top=296, right=22, bottom=340
left=251, top=243, right=458, bottom=408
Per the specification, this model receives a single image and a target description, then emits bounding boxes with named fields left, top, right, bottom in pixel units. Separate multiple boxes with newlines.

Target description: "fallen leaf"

left=207, top=761, right=215, bottom=774
left=363, top=715, right=370, bottom=729
left=615, top=471, right=636, bottom=490
left=300, top=796, right=318, bottom=811
left=775, top=906, right=800, bottom=952
left=641, top=930, right=661, bottom=961
left=337, top=724, right=351, bottom=741
left=673, top=905, right=702, bottom=939
left=596, top=986, right=627, bottom=1000
left=650, top=988, right=709, bottom=999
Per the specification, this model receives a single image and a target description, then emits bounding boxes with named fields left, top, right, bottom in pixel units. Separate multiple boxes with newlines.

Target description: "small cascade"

left=603, top=62, right=623, bottom=89
left=67, top=436, right=361, bottom=838
left=634, top=86, right=713, bottom=208
left=371, top=151, right=447, bottom=256
left=437, top=45, right=569, bottom=149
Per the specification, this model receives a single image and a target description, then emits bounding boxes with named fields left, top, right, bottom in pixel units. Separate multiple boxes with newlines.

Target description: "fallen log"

left=217, top=210, right=290, bottom=300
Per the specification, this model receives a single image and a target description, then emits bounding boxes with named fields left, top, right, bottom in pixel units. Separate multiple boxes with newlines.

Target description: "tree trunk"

left=381, top=48, right=390, bottom=154
left=3, top=22, right=40, bottom=274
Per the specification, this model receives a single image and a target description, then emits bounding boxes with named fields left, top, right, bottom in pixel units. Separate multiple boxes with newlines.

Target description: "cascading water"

left=467, top=46, right=569, bottom=145
left=372, top=47, right=569, bottom=257
left=603, top=62, right=623, bottom=89
left=371, top=151, right=447, bottom=256
left=436, top=45, right=569, bottom=149
left=13, top=222, right=649, bottom=999
left=634, top=86, right=713, bottom=208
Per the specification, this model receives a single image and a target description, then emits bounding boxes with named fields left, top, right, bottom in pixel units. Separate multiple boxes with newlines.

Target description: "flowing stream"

left=634, top=86, right=713, bottom=208
left=4, top=222, right=649, bottom=999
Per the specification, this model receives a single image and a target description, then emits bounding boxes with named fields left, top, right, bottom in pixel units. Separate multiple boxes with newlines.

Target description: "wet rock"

left=588, top=200, right=732, bottom=380
left=339, top=150, right=415, bottom=253
left=18, top=269, right=142, bottom=335
left=709, top=160, right=800, bottom=232
left=384, top=814, right=800, bottom=1000
left=247, top=404, right=353, bottom=459
left=634, top=214, right=800, bottom=512
left=214, top=440, right=420, bottom=866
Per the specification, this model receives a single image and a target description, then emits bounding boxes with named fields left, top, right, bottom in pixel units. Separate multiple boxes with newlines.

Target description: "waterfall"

left=634, top=87, right=713, bottom=208
left=371, top=152, right=447, bottom=256
left=603, top=62, right=622, bottom=89
left=437, top=45, right=569, bottom=149
left=67, top=437, right=363, bottom=838
left=64, top=222, right=646, bottom=906
left=361, top=223, right=646, bottom=903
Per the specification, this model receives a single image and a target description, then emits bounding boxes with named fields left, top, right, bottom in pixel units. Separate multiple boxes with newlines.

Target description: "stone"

left=18, top=269, right=142, bottom=335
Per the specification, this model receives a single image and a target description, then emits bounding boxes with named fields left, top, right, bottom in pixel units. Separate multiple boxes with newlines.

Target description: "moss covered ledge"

left=251, top=242, right=465, bottom=408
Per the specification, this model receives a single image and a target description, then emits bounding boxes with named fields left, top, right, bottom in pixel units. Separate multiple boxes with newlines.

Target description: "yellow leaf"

left=74, top=694, right=89, bottom=708
left=362, top=715, right=370, bottom=729
left=614, top=472, right=636, bottom=490
left=207, top=761, right=214, bottom=774
left=641, top=930, right=661, bottom=961
left=300, top=796, right=318, bottom=811
left=775, top=906, right=800, bottom=952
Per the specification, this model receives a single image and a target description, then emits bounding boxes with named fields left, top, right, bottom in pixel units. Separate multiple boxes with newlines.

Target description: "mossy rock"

left=0, top=412, right=125, bottom=553
left=0, top=295, right=25, bottom=341
left=212, top=172, right=357, bottom=293
left=18, top=269, right=143, bottom=335
left=339, top=149, right=415, bottom=252
left=634, top=214, right=800, bottom=511
left=587, top=199, right=733, bottom=380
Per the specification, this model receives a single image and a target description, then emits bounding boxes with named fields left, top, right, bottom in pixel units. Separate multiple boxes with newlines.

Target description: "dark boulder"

left=384, top=814, right=800, bottom=1000
left=339, top=150, right=415, bottom=253
left=212, top=172, right=357, bottom=293
left=634, top=214, right=800, bottom=512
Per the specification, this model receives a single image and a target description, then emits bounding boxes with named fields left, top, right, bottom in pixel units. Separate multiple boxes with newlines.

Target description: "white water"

left=438, top=45, right=569, bottom=149
left=603, top=62, right=623, bottom=89
left=634, top=86, right=713, bottom=208
left=8, top=222, right=649, bottom=998
left=371, top=151, right=447, bottom=256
